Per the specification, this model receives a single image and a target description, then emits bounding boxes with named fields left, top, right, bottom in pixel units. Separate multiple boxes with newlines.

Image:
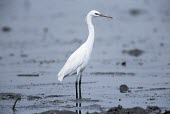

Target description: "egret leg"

left=75, top=78, right=78, bottom=99
left=79, top=74, right=82, bottom=99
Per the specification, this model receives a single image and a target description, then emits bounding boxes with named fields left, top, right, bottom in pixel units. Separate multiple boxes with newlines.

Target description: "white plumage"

left=58, top=10, right=95, bottom=81
left=58, top=43, right=90, bottom=81
left=57, top=10, right=112, bottom=99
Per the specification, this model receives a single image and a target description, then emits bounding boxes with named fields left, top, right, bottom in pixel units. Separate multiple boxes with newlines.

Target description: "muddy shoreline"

left=1, top=92, right=170, bottom=114
left=1, top=0, right=170, bottom=114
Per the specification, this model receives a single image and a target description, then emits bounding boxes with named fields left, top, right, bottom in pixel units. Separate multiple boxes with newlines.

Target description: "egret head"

left=90, top=10, right=112, bottom=19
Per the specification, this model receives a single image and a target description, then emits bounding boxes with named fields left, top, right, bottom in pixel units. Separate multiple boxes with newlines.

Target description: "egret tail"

left=58, top=72, right=64, bottom=81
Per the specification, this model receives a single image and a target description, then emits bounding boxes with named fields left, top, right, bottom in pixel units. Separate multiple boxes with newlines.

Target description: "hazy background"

left=0, top=0, right=170, bottom=113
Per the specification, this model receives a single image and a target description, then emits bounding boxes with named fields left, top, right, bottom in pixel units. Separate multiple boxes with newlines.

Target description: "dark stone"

left=146, top=106, right=161, bottom=114
left=164, top=110, right=170, bottom=114
left=121, top=61, right=126, bottom=66
left=120, top=84, right=129, bottom=93
left=107, top=106, right=146, bottom=114
left=122, top=49, right=144, bottom=57
left=129, top=8, right=144, bottom=16
left=0, top=93, right=21, bottom=100
left=2, top=26, right=11, bottom=32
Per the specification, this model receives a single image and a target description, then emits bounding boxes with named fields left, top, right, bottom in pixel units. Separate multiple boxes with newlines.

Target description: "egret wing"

left=58, top=45, right=86, bottom=81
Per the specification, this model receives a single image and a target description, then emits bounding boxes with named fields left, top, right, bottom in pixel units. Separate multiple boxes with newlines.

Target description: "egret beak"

left=99, top=14, right=112, bottom=19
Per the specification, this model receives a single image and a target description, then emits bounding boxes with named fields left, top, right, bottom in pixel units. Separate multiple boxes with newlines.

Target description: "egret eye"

left=95, top=13, right=99, bottom=15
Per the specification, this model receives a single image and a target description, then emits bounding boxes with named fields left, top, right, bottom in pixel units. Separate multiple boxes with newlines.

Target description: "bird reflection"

left=76, top=102, right=81, bottom=114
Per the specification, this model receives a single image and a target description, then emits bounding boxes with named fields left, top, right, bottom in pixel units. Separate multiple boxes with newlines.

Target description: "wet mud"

left=0, top=0, right=170, bottom=114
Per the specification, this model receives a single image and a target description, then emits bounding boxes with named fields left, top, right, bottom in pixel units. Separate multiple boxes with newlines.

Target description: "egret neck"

left=85, top=13, right=95, bottom=48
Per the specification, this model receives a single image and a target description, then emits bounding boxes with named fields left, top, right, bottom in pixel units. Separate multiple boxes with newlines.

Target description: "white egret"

left=58, top=10, right=112, bottom=99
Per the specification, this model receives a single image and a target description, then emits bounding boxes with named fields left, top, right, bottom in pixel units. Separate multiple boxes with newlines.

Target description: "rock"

left=121, top=61, right=126, bottom=66
left=129, top=8, right=144, bottom=16
left=2, top=26, right=11, bottom=32
left=107, top=106, right=146, bottom=114
left=120, top=84, right=129, bottom=93
left=164, top=110, right=170, bottom=114
left=122, top=49, right=144, bottom=57
left=146, top=106, right=161, bottom=114
left=0, top=93, right=21, bottom=100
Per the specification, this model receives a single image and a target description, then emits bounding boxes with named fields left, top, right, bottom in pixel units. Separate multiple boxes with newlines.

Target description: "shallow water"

left=0, top=0, right=170, bottom=114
